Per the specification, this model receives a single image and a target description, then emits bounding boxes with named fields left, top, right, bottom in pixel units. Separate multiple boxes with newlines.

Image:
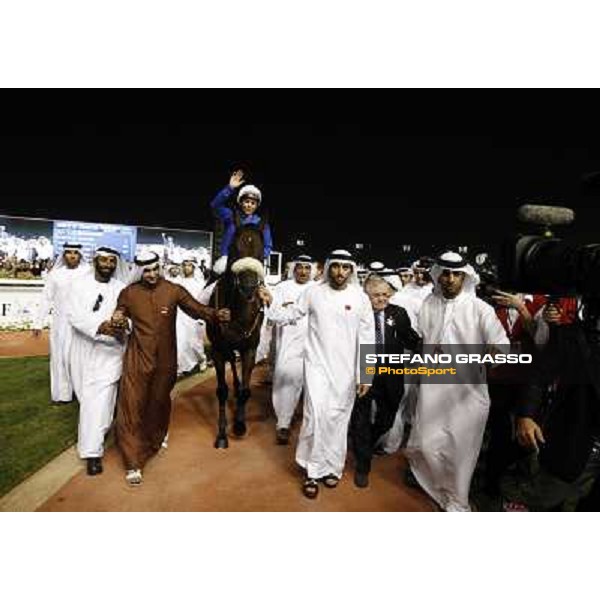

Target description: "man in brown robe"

left=112, top=252, right=230, bottom=485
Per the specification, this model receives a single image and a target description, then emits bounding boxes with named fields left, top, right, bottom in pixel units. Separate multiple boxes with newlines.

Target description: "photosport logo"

left=359, top=345, right=534, bottom=385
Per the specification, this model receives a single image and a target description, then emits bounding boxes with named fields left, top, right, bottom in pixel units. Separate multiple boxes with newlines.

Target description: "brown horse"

left=206, top=224, right=266, bottom=449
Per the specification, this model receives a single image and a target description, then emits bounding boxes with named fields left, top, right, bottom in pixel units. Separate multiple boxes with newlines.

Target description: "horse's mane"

left=229, top=223, right=264, bottom=266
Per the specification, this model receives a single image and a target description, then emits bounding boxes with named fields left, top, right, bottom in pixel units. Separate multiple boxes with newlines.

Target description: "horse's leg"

left=213, top=349, right=230, bottom=450
left=230, top=350, right=241, bottom=399
left=233, top=347, right=256, bottom=437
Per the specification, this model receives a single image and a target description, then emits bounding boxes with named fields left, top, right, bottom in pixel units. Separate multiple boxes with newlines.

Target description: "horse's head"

left=235, top=270, right=261, bottom=302
left=230, top=224, right=265, bottom=264
left=230, top=257, right=265, bottom=302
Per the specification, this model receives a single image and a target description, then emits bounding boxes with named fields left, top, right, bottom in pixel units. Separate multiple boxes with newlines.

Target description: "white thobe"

left=67, top=273, right=126, bottom=459
left=266, top=279, right=315, bottom=429
left=252, top=282, right=276, bottom=365
left=270, top=283, right=375, bottom=479
left=390, top=283, right=433, bottom=329
left=176, top=276, right=207, bottom=374
left=383, top=283, right=433, bottom=451
left=406, top=292, right=509, bottom=511
left=34, top=265, right=88, bottom=403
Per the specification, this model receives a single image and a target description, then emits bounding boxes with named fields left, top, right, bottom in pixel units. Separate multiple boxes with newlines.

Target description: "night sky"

left=3, top=125, right=600, bottom=266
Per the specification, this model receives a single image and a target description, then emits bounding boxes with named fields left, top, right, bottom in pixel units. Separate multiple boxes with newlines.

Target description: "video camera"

left=501, top=204, right=600, bottom=297
left=501, top=204, right=600, bottom=332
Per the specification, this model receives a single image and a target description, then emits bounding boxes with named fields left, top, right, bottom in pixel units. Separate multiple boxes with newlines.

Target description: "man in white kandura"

left=269, top=249, right=374, bottom=500
left=391, top=257, right=434, bottom=328
left=177, top=254, right=208, bottom=376
left=267, top=254, right=316, bottom=446
left=33, top=242, right=89, bottom=404
left=67, top=246, right=130, bottom=476
left=405, top=251, right=509, bottom=512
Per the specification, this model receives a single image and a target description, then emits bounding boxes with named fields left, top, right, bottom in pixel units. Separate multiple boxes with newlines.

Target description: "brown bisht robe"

left=115, top=279, right=216, bottom=470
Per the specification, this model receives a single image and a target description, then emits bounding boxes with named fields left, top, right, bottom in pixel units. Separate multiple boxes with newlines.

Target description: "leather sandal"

left=303, top=478, right=319, bottom=500
left=321, top=474, right=340, bottom=489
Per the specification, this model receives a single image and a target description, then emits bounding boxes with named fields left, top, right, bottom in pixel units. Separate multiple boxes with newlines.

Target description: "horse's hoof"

left=215, top=437, right=229, bottom=450
left=233, top=421, right=247, bottom=437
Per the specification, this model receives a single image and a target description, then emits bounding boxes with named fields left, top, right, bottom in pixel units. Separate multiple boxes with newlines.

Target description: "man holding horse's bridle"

left=111, top=251, right=231, bottom=487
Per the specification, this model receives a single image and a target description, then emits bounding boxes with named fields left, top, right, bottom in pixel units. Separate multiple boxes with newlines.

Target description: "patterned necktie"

left=375, top=310, right=384, bottom=352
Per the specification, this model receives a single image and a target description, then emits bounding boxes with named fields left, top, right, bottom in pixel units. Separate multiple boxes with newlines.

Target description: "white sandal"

left=126, top=469, right=143, bottom=486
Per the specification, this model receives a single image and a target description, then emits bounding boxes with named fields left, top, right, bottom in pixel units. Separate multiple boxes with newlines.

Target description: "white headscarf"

left=364, top=262, right=399, bottom=291
left=430, top=251, right=480, bottom=298
left=323, top=249, right=360, bottom=287
left=181, top=252, right=206, bottom=285
left=52, top=242, right=87, bottom=272
left=170, top=249, right=184, bottom=266
left=368, top=261, right=385, bottom=274
left=286, top=254, right=316, bottom=281
left=129, top=251, right=161, bottom=285
left=412, top=257, right=434, bottom=273
left=94, top=246, right=130, bottom=284
left=381, top=269, right=402, bottom=292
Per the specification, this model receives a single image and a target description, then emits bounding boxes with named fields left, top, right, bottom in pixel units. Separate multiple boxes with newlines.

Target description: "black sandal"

left=321, top=474, right=340, bottom=489
left=303, top=479, right=320, bottom=500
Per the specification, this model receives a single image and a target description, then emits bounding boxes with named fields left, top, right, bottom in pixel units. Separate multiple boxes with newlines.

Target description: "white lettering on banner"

left=0, top=282, right=46, bottom=330
left=365, top=353, right=533, bottom=365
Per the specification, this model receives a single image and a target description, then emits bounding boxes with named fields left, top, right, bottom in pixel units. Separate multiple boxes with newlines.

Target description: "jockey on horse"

left=207, top=170, right=273, bottom=449
left=211, top=169, right=273, bottom=271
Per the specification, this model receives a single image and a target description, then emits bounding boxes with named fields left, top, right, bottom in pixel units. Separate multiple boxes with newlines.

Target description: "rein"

left=240, top=303, right=264, bottom=340
left=214, top=275, right=264, bottom=340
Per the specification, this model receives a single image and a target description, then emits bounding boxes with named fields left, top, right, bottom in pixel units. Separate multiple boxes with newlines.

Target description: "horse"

left=206, top=223, right=267, bottom=449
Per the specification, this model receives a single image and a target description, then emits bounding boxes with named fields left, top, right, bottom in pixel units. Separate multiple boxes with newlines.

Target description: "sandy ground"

left=0, top=331, right=49, bottom=357
left=38, top=367, right=435, bottom=512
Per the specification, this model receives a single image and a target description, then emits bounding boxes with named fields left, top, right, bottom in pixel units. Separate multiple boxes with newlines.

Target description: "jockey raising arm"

left=211, top=170, right=273, bottom=260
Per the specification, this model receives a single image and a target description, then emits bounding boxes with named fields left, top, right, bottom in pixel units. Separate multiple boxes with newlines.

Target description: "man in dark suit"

left=350, top=275, right=421, bottom=488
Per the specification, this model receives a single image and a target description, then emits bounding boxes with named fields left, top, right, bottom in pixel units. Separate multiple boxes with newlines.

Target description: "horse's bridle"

left=214, top=274, right=265, bottom=340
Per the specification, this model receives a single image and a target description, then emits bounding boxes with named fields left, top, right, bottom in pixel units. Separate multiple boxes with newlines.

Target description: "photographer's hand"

left=517, top=417, right=546, bottom=452
left=491, top=291, right=526, bottom=312
left=492, top=291, right=536, bottom=336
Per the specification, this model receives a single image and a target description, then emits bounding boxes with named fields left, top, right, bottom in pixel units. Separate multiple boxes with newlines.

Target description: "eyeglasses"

left=93, top=294, right=104, bottom=312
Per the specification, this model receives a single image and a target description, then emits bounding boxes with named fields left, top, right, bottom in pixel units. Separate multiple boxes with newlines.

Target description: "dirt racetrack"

left=39, top=367, right=435, bottom=512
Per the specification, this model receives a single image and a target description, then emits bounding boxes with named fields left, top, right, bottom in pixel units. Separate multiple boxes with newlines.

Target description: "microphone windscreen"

left=518, top=205, right=575, bottom=227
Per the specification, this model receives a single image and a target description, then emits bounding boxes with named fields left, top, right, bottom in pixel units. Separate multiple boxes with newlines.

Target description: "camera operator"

left=481, top=286, right=546, bottom=500
left=505, top=296, right=600, bottom=511
left=532, top=296, right=579, bottom=346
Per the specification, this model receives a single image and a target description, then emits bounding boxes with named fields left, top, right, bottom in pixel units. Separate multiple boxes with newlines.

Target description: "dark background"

left=2, top=124, right=600, bottom=265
